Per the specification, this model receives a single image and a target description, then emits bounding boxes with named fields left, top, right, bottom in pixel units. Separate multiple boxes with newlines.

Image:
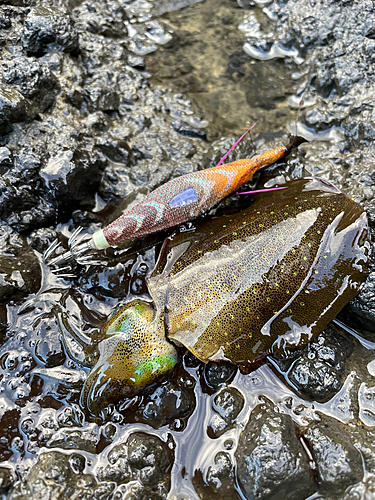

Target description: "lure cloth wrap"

left=103, top=148, right=287, bottom=246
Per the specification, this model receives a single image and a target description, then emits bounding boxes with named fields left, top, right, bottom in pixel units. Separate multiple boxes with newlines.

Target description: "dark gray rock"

left=0, top=0, right=374, bottom=499
left=0, top=146, right=12, bottom=169
left=208, top=387, right=244, bottom=438
left=73, top=0, right=128, bottom=38
left=206, top=452, right=235, bottom=495
left=22, top=6, right=79, bottom=54
left=286, top=327, right=353, bottom=402
left=302, top=414, right=363, bottom=496
left=171, top=119, right=207, bottom=140
left=0, top=224, right=24, bottom=256
left=128, top=55, right=145, bottom=69
left=97, top=432, right=172, bottom=499
left=0, top=149, right=57, bottom=231
left=40, top=146, right=107, bottom=212
left=350, top=425, right=375, bottom=478
left=341, top=266, right=375, bottom=338
left=82, top=85, right=121, bottom=113
left=2, top=57, right=60, bottom=112
left=35, top=335, right=65, bottom=368
left=8, top=451, right=115, bottom=500
left=0, top=14, right=11, bottom=29
left=235, top=402, right=311, bottom=500
left=56, top=405, right=85, bottom=428
left=342, top=476, right=375, bottom=500
left=0, top=409, right=21, bottom=462
left=203, top=361, right=237, bottom=390
left=0, top=465, right=16, bottom=494
left=27, top=227, right=57, bottom=254
left=140, top=381, right=195, bottom=428
left=193, top=451, right=237, bottom=500
left=0, top=346, right=36, bottom=408
left=0, top=251, right=41, bottom=302
left=46, top=422, right=99, bottom=452
left=0, top=87, right=27, bottom=129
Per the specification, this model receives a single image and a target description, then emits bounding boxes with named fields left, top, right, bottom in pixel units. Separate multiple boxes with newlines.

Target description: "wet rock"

left=96, top=139, right=132, bottom=165
left=286, top=327, right=354, bottom=402
left=139, top=381, right=195, bottom=428
left=1, top=377, right=33, bottom=409
left=40, top=146, right=107, bottom=212
left=46, top=422, right=99, bottom=452
left=33, top=366, right=86, bottom=400
left=208, top=387, right=244, bottom=438
left=0, top=304, right=7, bottom=346
left=183, top=351, right=202, bottom=368
left=206, top=452, right=235, bottom=495
left=172, top=119, right=207, bottom=140
left=56, top=404, right=85, bottom=428
left=351, top=425, right=375, bottom=478
left=342, top=266, right=375, bottom=337
left=0, top=15, right=11, bottom=30
left=27, top=227, right=57, bottom=254
left=0, top=466, right=16, bottom=494
left=235, top=402, right=311, bottom=500
left=0, top=251, right=41, bottom=302
left=151, top=0, right=204, bottom=16
left=35, top=410, right=59, bottom=446
left=74, top=0, right=128, bottom=38
left=78, top=261, right=133, bottom=300
left=22, top=7, right=79, bottom=55
left=0, top=0, right=33, bottom=5
left=302, top=414, right=363, bottom=496
left=194, top=451, right=237, bottom=500
left=128, top=55, right=145, bottom=69
left=342, top=476, right=375, bottom=500
left=8, top=450, right=115, bottom=500
left=100, top=123, right=202, bottom=202
left=358, top=381, right=375, bottom=427
left=0, top=347, right=36, bottom=405
left=84, top=85, right=121, bottom=113
left=203, top=361, right=237, bottom=390
left=0, top=151, right=56, bottom=232
left=2, top=57, right=59, bottom=112
left=255, top=0, right=375, bottom=226
left=69, top=452, right=86, bottom=474
left=0, top=146, right=12, bottom=170
left=35, top=335, right=65, bottom=368
left=0, top=409, right=21, bottom=462
left=97, top=432, right=173, bottom=499
left=0, top=0, right=374, bottom=498
left=0, top=223, right=25, bottom=255
left=0, top=87, right=27, bottom=130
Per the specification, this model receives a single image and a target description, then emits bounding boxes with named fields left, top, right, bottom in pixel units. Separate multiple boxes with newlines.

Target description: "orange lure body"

left=101, top=142, right=297, bottom=248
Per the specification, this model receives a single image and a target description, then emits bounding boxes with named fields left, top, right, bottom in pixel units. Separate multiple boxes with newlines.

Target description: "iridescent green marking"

left=132, top=355, right=178, bottom=387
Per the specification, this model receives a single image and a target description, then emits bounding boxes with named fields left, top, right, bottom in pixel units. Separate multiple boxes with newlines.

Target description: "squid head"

left=81, top=301, right=178, bottom=415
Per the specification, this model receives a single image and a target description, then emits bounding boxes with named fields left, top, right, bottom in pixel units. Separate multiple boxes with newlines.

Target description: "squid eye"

left=169, top=187, right=198, bottom=208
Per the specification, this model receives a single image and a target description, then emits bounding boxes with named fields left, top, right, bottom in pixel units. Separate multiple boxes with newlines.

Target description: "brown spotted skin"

left=149, top=178, right=370, bottom=364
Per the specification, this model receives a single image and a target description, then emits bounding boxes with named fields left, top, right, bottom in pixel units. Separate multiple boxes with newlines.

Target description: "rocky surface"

left=0, top=0, right=373, bottom=499
left=236, top=401, right=311, bottom=500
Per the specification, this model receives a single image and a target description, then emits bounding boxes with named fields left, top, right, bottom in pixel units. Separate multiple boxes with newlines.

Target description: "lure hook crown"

left=43, top=227, right=103, bottom=276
